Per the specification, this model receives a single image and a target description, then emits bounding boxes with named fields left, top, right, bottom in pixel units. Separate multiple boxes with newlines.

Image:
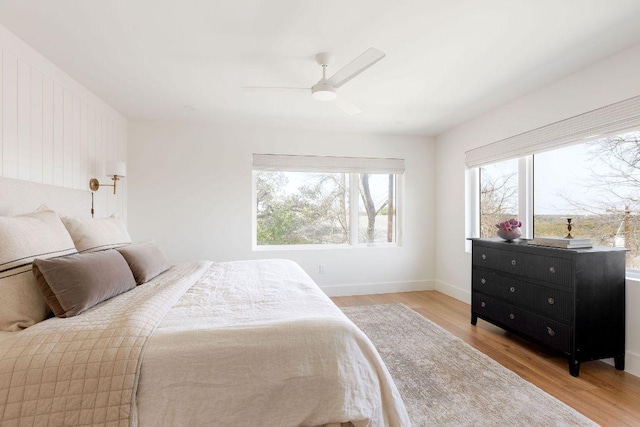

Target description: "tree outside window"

left=479, top=159, right=518, bottom=238
left=256, top=171, right=397, bottom=246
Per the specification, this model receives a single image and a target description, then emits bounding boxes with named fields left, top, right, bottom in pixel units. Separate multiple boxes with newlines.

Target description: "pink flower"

left=496, top=218, right=521, bottom=232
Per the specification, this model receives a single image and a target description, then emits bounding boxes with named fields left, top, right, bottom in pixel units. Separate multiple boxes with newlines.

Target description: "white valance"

left=252, top=154, right=405, bottom=174
left=465, top=95, right=640, bottom=168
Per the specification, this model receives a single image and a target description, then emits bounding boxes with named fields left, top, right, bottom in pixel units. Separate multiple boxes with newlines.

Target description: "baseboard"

left=623, top=350, right=640, bottom=377
left=434, top=279, right=471, bottom=304
left=321, top=280, right=434, bottom=297
left=600, top=351, right=640, bottom=377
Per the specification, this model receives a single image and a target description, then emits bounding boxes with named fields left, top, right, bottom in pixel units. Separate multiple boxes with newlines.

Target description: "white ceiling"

left=2, top=0, right=640, bottom=136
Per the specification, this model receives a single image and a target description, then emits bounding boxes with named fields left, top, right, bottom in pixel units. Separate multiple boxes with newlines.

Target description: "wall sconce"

left=89, top=161, right=126, bottom=194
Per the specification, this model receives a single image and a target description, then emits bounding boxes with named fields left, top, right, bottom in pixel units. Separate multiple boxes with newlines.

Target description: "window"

left=256, top=171, right=350, bottom=245
left=534, top=131, right=640, bottom=268
left=253, top=154, right=403, bottom=248
left=466, top=95, right=640, bottom=271
left=470, top=129, right=640, bottom=269
left=358, top=173, right=397, bottom=244
left=479, top=159, right=518, bottom=238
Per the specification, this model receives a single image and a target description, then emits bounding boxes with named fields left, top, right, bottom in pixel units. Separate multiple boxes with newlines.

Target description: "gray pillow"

left=117, top=241, right=170, bottom=284
left=32, top=250, right=136, bottom=318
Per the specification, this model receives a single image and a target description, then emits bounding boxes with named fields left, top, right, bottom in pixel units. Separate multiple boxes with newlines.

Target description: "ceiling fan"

left=242, top=47, right=386, bottom=115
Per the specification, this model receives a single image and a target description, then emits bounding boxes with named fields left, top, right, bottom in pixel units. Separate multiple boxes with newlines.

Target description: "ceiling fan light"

left=311, top=83, right=337, bottom=101
left=313, top=90, right=336, bottom=101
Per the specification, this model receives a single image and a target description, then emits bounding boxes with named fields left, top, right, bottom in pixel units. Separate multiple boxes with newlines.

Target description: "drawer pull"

left=481, top=301, right=486, bottom=308
left=509, top=313, right=515, bottom=320
left=510, top=286, right=516, bottom=293
left=549, top=266, right=556, bottom=274
left=548, top=297, right=555, bottom=305
left=482, top=254, right=487, bottom=260
left=511, top=259, right=517, bottom=266
left=547, top=327, right=555, bottom=337
left=481, top=278, right=486, bottom=284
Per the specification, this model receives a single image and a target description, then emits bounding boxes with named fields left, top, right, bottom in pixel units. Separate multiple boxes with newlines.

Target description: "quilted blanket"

left=0, top=261, right=212, bottom=427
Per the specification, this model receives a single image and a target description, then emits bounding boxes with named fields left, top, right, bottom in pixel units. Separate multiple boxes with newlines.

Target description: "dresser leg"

left=471, top=313, right=478, bottom=325
left=614, top=355, right=625, bottom=371
left=569, top=360, right=580, bottom=377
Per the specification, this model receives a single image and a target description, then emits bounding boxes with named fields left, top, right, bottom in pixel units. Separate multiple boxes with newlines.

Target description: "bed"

left=0, top=177, right=410, bottom=427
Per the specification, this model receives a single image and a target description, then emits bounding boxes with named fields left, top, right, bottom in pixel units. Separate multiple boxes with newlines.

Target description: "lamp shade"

left=105, top=161, right=126, bottom=178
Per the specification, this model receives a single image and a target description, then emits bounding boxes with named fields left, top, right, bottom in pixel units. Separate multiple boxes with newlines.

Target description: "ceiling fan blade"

left=327, top=48, right=385, bottom=88
left=242, top=86, right=309, bottom=93
left=333, top=95, right=361, bottom=115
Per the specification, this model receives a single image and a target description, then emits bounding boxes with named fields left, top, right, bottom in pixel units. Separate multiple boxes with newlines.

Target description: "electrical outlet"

left=319, top=264, right=326, bottom=274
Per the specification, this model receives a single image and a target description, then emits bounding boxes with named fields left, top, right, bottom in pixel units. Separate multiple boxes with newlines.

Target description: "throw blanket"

left=137, top=259, right=410, bottom=426
left=0, top=261, right=212, bottom=427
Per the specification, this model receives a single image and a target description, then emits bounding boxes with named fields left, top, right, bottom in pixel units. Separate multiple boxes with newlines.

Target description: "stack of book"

left=528, top=237, right=592, bottom=249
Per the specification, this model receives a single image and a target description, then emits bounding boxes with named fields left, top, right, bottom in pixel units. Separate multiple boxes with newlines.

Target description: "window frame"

left=465, top=156, right=533, bottom=250
left=466, top=135, right=640, bottom=275
left=464, top=95, right=640, bottom=273
left=252, top=170, right=404, bottom=250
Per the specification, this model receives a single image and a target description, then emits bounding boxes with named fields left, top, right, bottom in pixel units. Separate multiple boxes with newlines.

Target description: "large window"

left=474, top=130, right=640, bottom=269
left=253, top=154, right=402, bottom=248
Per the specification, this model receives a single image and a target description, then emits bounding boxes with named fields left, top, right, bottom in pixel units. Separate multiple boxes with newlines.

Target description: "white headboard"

left=0, top=177, right=92, bottom=217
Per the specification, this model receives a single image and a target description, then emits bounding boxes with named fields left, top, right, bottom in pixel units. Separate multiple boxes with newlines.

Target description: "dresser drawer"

left=473, top=247, right=573, bottom=288
left=472, top=269, right=573, bottom=322
left=472, top=294, right=571, bottom=354
left=527, top=255, right=573, bottom=288
left=473, top=246, right=528, bottom=276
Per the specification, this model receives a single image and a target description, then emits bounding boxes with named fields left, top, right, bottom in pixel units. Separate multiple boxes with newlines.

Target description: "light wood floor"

left=332, top=290, right=640, bottom=427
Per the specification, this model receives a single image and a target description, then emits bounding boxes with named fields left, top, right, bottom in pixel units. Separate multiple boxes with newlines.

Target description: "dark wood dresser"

left=470, top=238, right=626, bottom=376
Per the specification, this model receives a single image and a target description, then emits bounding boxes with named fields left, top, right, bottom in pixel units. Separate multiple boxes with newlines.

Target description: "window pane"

left=256, top=171, right=349, bottom=245
left=534, top=130, right=640, bottom=268
left=358, top=174, right=396, bottom=244
left=479, top=159, right=518, bottom=238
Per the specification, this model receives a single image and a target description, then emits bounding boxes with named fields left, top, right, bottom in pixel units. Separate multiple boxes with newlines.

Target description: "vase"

left=496, top=227, right=522, bottom=241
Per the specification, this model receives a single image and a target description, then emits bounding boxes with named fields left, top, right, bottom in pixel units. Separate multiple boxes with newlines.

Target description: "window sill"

left=253, top=243, right=399, bottom=251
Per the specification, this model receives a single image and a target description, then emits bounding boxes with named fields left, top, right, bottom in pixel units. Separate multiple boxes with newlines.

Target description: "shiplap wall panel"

left=42, top=76, right=53, bottom=185
left=17, top=60, right=30, bottom=181
left=53, top=83, right=64, bottom=187
left=87, top=106, right=95, bottom=182
left=80, top=100, right=88, bottom=189
left=71, top=95, right=79, bottom=188
left=0, top=23, right=127, bottom=219
left=97, top=115, right=106, bottom=217
left=30, top=68, right=43, bottom=183
left=106, top=119, right=115, bottom=215
left=63, top=89, right=72, bottom=187
left=3, top=51, right=18, bottom=178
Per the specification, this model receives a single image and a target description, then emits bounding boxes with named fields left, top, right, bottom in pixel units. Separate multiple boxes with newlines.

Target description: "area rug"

left=342, top=303, right=598, bottom=427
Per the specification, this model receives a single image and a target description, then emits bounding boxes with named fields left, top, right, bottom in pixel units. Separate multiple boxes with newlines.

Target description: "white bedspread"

left=137, top=259, right=409, bottom=427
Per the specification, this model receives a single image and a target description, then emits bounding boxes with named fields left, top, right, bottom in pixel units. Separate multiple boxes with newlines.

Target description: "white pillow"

left=0, top=207, right=78, bottom=331
left=61, top=214, right=132, bottom=253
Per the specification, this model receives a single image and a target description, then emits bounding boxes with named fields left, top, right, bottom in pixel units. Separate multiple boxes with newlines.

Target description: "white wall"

left=434, top=42, right=640, bottom=376
left=128, top=122, right=435, bottom=295
left=0, top=24, right=127, bottom=218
